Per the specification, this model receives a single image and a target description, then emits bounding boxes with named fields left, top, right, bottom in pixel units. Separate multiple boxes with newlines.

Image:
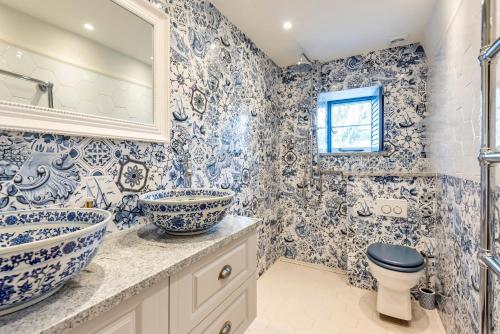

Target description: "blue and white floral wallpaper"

left=0, top=0, right=282, bottom=275
left=434, top=175, right=500, bottom=334
left=318, top=44, right=430, bottom=173
left=346, top=175, right=437, bottom=290
left=0, top=1, right=497, bottom=333
left=276, top=44, right=435, bottom=290
left=434, top=175, right=481, bottom=334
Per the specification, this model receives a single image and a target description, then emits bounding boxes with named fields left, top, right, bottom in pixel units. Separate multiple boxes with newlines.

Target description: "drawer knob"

left=218, top=264, right=232, bottom=280
left=219, top=321, right=232, bottom=334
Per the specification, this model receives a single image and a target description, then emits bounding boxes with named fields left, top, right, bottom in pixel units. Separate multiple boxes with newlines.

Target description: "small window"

left=317, top=86, right=384, bottom=153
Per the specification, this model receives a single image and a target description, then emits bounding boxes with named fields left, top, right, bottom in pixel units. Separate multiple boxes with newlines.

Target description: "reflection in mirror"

left=0, top=0, right=154, bottom=124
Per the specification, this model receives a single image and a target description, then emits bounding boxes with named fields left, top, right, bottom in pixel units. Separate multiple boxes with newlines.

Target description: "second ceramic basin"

left=139, top=188, right=234, bottom=235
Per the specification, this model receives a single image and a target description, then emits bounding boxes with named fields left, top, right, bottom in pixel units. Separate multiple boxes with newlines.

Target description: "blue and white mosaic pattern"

left=0, top=209, right=109, bottom=314
left=140, top=188, right=234, bottom=234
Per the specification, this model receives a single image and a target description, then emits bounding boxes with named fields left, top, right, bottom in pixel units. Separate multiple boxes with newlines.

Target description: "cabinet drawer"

left=170, top=232, right=257, bottom=334
left=194, top=241, right=247, bottom=307
left=189, top=277, right=256, bottom=334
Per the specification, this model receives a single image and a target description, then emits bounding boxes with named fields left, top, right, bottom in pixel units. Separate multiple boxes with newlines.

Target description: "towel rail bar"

left=0, top=68, right=54, bottom=108
left=481, top=36, right=500, bottom=61
left=480, top=255, right=500, bottom=277
left=478, top=0, right=498, bottom=333
left=478, top=151, right=500, bottom=163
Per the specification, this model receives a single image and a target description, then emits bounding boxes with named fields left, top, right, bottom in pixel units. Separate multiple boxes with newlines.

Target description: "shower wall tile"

left=280, top=174, right=348, bottom=270
left=318, top=44, right=430, bottom=173
left=0, top=0, right=282, bottom=275
left=276, top=44, right=434, bottom=290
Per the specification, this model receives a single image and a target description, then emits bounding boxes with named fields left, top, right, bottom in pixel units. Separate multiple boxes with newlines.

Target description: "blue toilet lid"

left=367, top=242, right=424, bottom=270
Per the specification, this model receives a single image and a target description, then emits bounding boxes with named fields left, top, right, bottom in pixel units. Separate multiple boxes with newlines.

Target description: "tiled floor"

left=246, top=260, right=446, bottom=334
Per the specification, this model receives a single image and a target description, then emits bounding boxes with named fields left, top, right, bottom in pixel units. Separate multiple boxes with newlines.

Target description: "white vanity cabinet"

left=72, top=231, right=257, bottom=334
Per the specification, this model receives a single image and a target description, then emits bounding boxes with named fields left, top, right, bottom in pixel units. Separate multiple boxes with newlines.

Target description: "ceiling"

left=0, top=0, right=153, bottom=64
left=211, top=0, right=437, bottom=67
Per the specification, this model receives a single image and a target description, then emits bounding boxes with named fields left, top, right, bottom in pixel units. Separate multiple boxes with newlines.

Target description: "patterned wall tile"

left=0, top=6, right=492, bottom=334
left=0, top=0, right=283, bottom=274
left=435, top=175, right=483, bottom=334
left=14, top=152, right=80, bottom=206
left=116, top=156, right=149, bottom=192
left=276, top=44, right=434, bottom=290
left=345, top=176, right=437, bottom=290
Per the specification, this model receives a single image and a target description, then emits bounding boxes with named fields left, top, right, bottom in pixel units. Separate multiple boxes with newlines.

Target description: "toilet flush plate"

left=375, top=198, right=408, bottom=218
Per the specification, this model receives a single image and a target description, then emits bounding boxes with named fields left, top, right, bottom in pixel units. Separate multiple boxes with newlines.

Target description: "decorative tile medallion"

left=116, top=156, right=149, bottom=192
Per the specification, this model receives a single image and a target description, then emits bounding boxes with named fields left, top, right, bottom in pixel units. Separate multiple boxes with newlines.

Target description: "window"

left=317, top=86, right=384, bottom=153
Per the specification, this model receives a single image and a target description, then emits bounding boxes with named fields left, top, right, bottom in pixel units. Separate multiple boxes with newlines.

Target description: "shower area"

left=268, top=33, right=498, bottom=332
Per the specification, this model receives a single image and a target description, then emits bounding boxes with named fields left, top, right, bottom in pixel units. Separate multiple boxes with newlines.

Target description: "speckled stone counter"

left=0, top=215, right=258, bottom=334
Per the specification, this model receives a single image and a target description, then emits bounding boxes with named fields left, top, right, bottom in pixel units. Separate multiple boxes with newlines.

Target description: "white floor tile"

left=246, top=260, right=446, bottom=334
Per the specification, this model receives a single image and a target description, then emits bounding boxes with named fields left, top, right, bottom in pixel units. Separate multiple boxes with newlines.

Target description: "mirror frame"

left=0, top=0, right=170, bottom=142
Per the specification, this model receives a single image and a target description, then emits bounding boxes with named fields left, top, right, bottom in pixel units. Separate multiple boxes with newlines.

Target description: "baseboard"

left=278, top=257, right=346, bottom=275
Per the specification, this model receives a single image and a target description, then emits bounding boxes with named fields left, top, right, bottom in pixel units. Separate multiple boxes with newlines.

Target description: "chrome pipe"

left=0, top=68, right=54, bottom=108
left=480, top=254, right=500, bottom=277
left=478, top=0, right=497, bottom=333
left=301, top=52, right=313, bottom=65
left=481, top=37, right=500, bottom=60
left=183, top=157, right=192, bottom=188
left=0, top=68, right=50, bottom=87
left=47, top=83, right=54, bottom=109
left=478, top=151, right=500, bottom=163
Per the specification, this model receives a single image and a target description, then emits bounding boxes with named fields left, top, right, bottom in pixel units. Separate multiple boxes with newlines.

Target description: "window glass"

left=330, top=100, right=371, bottom=126
left=317, top=86, right=383, bottom=154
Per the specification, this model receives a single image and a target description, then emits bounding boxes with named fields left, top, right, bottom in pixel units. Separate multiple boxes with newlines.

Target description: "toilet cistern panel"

left=375, top=198, right=408, bottom=218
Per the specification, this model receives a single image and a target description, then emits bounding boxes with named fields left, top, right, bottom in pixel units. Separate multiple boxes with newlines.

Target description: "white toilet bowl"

left=368, top=258, right=423, bottom=320
left=366, top=242, right=424, bottom=321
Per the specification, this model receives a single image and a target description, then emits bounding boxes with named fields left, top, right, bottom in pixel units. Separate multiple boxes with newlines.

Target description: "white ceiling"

left=0, top=0, right=153, bottom=64
left=211, top=0, right=437, bottom=67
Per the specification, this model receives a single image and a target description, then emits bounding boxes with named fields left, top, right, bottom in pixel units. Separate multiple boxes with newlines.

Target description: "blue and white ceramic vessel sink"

left=139, top=188, right=235, bottom=235
left=0, top=208, right=110, bottom=315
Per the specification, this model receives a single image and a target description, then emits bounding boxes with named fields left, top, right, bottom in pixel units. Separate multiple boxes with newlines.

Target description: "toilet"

left=367, top=242, right=424, bottom=321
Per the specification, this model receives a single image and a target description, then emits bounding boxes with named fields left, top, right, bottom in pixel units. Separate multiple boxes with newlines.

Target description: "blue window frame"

left=318, top=86, right=384, bottom=153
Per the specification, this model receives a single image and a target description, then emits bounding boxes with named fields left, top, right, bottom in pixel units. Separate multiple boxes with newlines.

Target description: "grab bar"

left=0, top=68, right=54, bottom=108
left=318, top=168, right=436, bottom=178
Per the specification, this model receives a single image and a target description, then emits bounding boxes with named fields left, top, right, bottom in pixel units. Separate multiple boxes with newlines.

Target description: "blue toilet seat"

left=367, top=242, right=424, bottom=273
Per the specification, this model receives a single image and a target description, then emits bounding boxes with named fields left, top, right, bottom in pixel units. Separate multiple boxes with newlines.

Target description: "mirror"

left=0, top=0, right=169, bottom=142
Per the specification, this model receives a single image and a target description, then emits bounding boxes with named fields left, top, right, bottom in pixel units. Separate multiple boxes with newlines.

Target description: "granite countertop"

left=0, top=215, right=258, bottom=334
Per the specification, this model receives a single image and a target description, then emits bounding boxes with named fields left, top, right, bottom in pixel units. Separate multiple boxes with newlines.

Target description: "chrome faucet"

left=183, top=156, right=192, bottom=188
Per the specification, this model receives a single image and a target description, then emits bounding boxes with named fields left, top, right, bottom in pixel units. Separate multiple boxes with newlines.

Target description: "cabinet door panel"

left=71, top=280, right=169, bottom=334
left=97, top=311, right=135, bottom=334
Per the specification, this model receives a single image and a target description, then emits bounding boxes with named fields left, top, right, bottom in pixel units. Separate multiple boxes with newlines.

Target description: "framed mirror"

left=0, top=0, right=170, bottom=142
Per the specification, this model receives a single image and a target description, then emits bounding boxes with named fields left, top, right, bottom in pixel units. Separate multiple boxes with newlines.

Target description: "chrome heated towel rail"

left=478, top=0, right=500, bottom=333
left=0, top=68, right=54, bottom=108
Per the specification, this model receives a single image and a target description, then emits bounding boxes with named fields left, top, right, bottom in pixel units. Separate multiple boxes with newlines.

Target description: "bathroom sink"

left=0, top=208, right=110, bottom=315
left=139, top=188, right=235, bottom=235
